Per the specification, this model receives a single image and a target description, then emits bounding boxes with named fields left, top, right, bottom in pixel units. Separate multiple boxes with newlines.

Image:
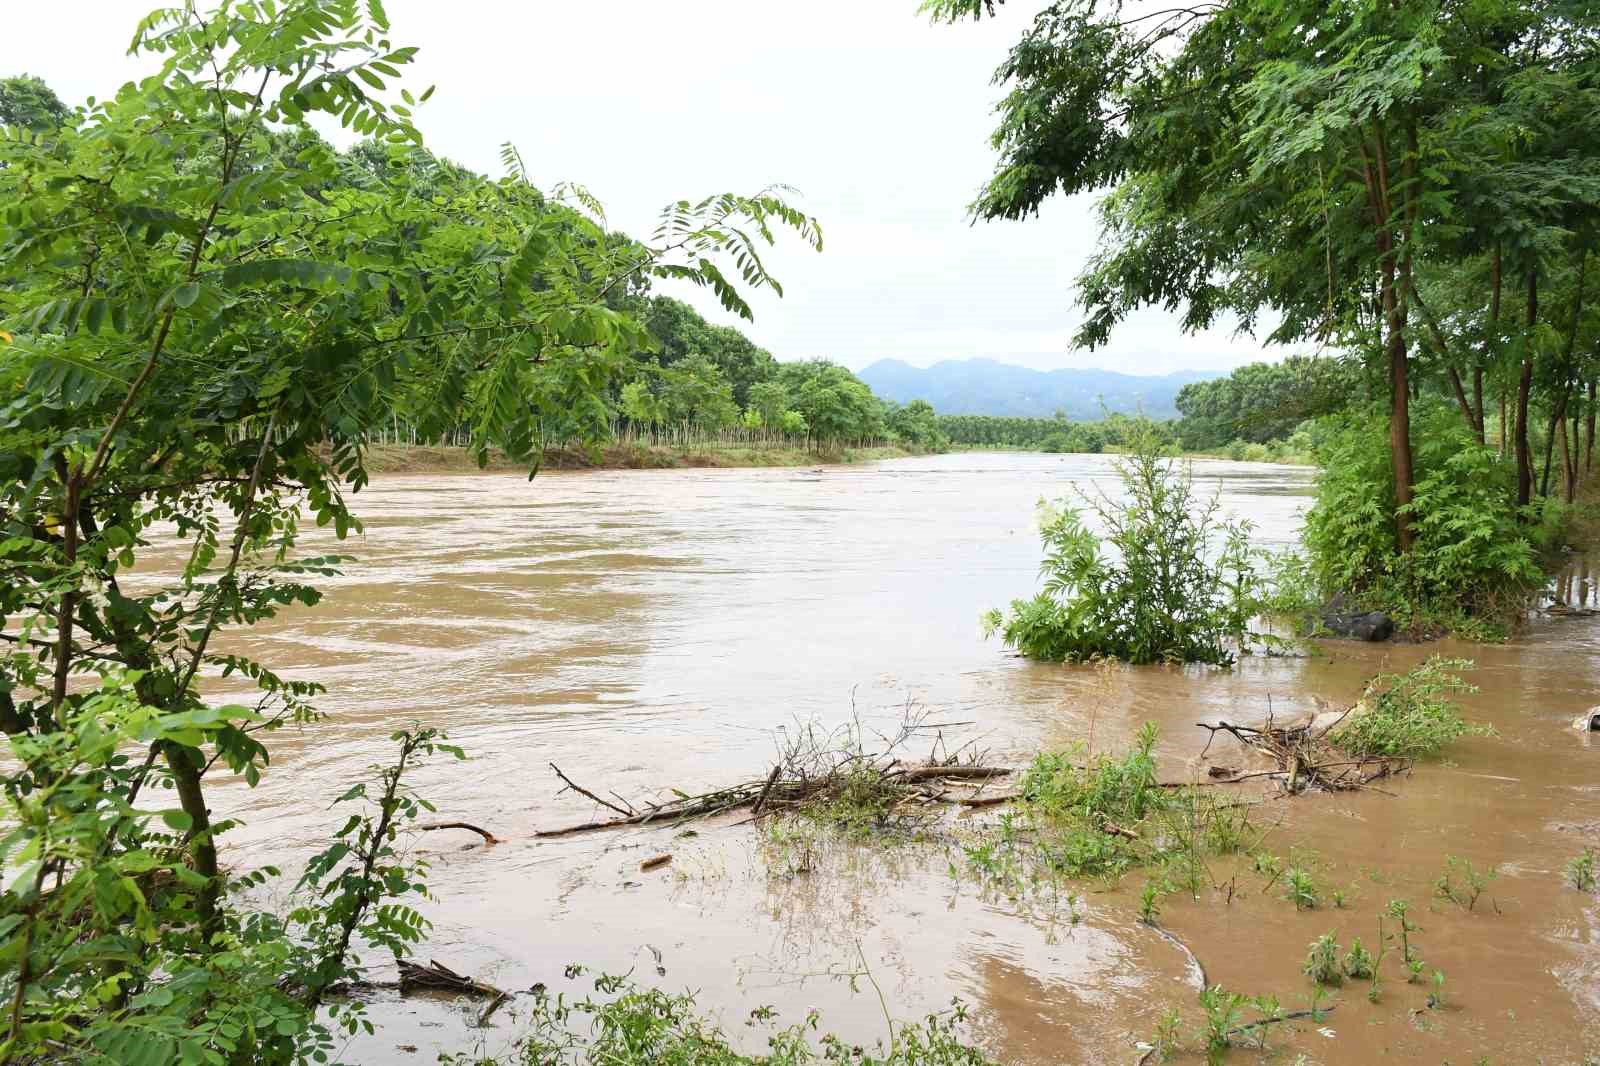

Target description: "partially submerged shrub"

left=1434, top=855, right=1497, bottom=911
left=1342, top=937, right=1375, bottom=980
left=1284, top=866, right=1320, bottom=910
left=1303, top=933, right=1343, bottom=985
left=963, top=725, right=1264, bottom=898
left=983, top=434, right=1271, bottom=666
left=469, top=970, right=996, bottom=1066
left=1568, top=848, right=1597, bottom=892
left=1328, top=657, right=1491, bottom=758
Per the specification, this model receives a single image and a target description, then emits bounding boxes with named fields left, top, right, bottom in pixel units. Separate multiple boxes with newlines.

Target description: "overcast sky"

left=13, top=1, right=1277, bottom=375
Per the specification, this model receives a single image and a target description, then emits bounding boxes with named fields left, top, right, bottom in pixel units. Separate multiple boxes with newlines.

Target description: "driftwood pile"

left=536, top=711, right=1012, bottom=838
left=1195, top=702, right=1407, bottom=795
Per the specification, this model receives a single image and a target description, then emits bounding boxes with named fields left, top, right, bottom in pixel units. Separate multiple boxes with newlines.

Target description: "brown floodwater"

left=166, top=452, right=1598, bottom=1064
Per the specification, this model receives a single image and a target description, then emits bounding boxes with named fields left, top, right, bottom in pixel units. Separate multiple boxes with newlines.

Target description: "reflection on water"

left=135, top=453, right=1600, bottom=1063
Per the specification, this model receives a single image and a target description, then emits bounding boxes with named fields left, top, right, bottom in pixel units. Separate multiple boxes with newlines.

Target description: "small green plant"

left=1328, top=657, right=1492, bottom=759
left=1302, top=932, right=1343, bottom=985
left=1385, top=899, right=1424, bottom=982
left=1343, top=937, right=1375, bottom=980
left=1434, top=855, right=1497, bottom=911
left=1568, top=848, right=1597, bottom=892
left=1427, top=968, right=1448, bottom=1009
left=1139, top=877, right=1164, bottom=924
left=1151, top=1007, right=1183, bottom=1061
left=1284, top=866, right=1320, bottom=910
left=1253, top=851, right=1284, bottom=886
left=1198, top=985, right=1250, bottom=1065
left=1200, top=799, right=1253, bottom=855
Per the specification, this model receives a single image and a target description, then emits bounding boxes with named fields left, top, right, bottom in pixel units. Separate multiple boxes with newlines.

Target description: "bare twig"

left=550, top=762, right=633, bottom=818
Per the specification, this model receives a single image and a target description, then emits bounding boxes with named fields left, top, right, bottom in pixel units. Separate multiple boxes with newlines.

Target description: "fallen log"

left=398, top=959, right=505, bottom=999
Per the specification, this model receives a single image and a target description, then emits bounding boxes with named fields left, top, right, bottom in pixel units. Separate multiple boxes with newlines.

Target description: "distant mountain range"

left=857, top=358, right=1223, bottom=420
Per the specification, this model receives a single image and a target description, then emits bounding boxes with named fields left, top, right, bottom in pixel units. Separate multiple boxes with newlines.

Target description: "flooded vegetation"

left=157, top=454, right=1597, bottom=1064
left=7, top=2, right=1600, bottom=1065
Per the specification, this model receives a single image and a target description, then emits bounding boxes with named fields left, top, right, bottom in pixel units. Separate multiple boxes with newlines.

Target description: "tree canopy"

left=930, top=0, right=1600, bottom=550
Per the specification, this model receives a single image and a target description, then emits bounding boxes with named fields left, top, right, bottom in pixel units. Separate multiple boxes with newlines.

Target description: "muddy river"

left=189, top=452, right=1599, bottom=1064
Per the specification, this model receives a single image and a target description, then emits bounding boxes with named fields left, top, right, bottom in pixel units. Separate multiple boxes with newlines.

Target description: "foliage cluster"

left=935, top=411, right=1169, bottom=452
left=928, top=0, right=1600, bottom=626
left=0, top=1, right=826, bottom=1061
left=1174, top=357, right=1366, bottom=452
left=1326, top=656, right=1492, bottom=759
left=441, top=970, right=994, bottom=1066
left=1300, top=405, right=1551, bottom=635
left=963, top=724, right=1262, bottom=904
left=983, top=438, right=1268, bottom=666
left=0, top=690, right=456, bottom=1066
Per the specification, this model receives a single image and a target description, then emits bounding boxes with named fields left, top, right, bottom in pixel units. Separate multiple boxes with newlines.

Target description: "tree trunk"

left=1480, top=243, right=1500, bottom=447
left=1515, top=268, right=1537, bottom=509
left=1447, top=367, right=1476, bottom=431
left=166, top=745, right=221, bottom=929
left=1385, top=270, right=1415, bottom=550
left=1540, top=392, right=1567, bottom=498
left=1586, top=379, right=1596, bottom=475
left=1500, top=390, right=1508, bottom=457
left=1566, top=413, right=1580, bottom=503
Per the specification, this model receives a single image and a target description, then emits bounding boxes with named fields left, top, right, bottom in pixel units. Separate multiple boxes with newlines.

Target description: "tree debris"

left=398, top=959, right=505, bottom=999
left=1196, top=703, right=1408, bottom=794
left=535, top=708, right=1010, bottom=838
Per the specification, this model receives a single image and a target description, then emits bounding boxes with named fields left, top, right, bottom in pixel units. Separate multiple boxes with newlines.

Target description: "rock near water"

left=1318, top=594, right=1395, bottom=642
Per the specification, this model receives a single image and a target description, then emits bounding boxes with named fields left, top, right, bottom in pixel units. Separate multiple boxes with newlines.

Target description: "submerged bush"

left=1328, top=656, right=1492, bottom=759
left=1300, top=404, right=1548, bottom=635
left=963, top=725, right=1264, bottom=896
left=983, top=436, right=1269, bottom=666
left=1303, top=933, right=1343, bottom=985
left=448, top=971, right=996, bottom=1066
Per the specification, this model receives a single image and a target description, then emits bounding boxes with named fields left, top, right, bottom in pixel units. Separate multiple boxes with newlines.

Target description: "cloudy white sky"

left=13, top=1, right=1277, bottom=375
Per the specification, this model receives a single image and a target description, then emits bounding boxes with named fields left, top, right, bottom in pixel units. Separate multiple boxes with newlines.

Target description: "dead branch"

left=751, top=763, right=782, bottom=816
left=418, top=821, right=499, bottom=845
left=550, top=762, right=633, bottom=817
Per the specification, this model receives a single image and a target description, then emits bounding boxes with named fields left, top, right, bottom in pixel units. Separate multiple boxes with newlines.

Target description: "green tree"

left=0, top=2, right=820, bottom=1058
left=1175, top=357, right=1364, bottom=451
left=0, top=73, right=69, bottom=132
left=886, top=398, right=950, bottom=451
left=639, top=295, right=779, bottom=406
left=778, top=359, right=885, bottom=444
left=926, top=0, right=1600, bottom=548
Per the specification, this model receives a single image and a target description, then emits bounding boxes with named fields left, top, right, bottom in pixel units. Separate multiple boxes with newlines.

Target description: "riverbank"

left=359, top=441, right=920, bottom=474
